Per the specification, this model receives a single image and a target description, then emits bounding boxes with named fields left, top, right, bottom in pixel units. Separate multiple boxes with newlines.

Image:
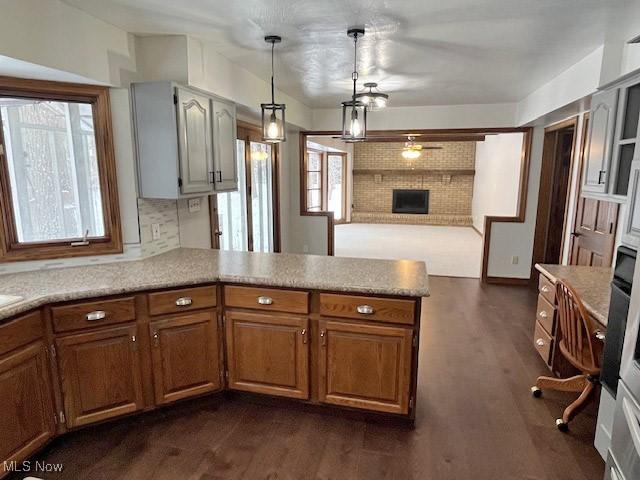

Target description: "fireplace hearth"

left=392, top=189, right=429, bottom=214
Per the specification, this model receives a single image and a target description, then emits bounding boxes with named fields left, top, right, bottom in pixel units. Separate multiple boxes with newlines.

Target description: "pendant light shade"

left=261, top=35, right=286, bottom=143
left=355, top=82, right=389, bottom=111
left=341, top=28, right=367, bottom=142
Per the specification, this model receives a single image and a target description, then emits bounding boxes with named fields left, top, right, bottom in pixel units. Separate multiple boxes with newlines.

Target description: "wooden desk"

left=534, top=264, right=611, bottom=377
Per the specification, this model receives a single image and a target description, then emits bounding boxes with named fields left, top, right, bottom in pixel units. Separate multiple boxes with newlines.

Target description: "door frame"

left=531, top=116, right=579, bottom=272
left=568, top=113, right=590, bottom=263
left=209, top=120, right=281, bottom=252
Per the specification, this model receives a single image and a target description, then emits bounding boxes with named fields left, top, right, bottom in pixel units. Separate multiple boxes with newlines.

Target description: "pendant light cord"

left=271, top=41, right=275, bottom=104
left=352, top=33, right=358, bottom=100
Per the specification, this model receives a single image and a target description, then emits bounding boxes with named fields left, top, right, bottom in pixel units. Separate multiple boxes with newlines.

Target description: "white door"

left=176, top=88, right=214, bottom=195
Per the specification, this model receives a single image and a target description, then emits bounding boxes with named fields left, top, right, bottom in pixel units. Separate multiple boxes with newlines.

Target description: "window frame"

left=305, top=148, right=326, bottom=212
left=0, top=76, right=122, bottom=262
left=326, top=152, right=348, bottom=224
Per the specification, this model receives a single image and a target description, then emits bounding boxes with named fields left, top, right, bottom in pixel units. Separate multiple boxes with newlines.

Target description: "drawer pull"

left=536, top=338, right=545, bottom=347
left=175, top=297, right=193, bottom=307
left=86, top=310, right=106, bottom=321
left=356, top=304, right=374, bottom=315
left=538, top=311, right=548, bottom=318
left=595, top=330, right=606, bottom=341
left=257, top=296, right=274, bottom=305
left=541, top=285, right=550, bottom=293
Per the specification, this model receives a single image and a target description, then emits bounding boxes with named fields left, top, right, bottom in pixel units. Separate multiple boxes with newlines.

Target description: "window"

left=304, top=147, right=348, bottom=222
left=0, top=78, right=122, bottom=261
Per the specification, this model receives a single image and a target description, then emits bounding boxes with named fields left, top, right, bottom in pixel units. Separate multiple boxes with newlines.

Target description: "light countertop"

left=535, top=263, right=612, bottom=327
left=0, top=248, right=430, bottom=321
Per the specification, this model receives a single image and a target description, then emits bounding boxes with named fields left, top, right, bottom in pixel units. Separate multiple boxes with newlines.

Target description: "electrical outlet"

left=151, top=223, right=161, bottom=241
left=511, top=255, right=519, bottom=265
left=188, top=198, right=201, bottom=213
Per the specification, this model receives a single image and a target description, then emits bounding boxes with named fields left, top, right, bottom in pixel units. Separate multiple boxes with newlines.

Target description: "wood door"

left=583, top=89, right=618, bottom=193
left=176, top=87, right=214, bottom=195
left=0, top=342, right=55, bottom=469
left=56, top=324, right=144, bottom=428
left=225, top=311, right=309, bottom=399
left=569, top=114, right=620, bottom=265
left=212, top=99, right=238, bottom=191
left=318, top=319, right=413, bottom=415
left=149, top=311, right=222, bottom=405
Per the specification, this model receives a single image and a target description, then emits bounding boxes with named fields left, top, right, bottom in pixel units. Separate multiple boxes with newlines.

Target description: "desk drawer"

left=533, top=321, right=553, bottom=365
left=319, top=293, right=416, bottom=325
left=536, top=294, right=556, bottom=335
left=148, top=286, right=217, bottom=316
left=224, top=286, right=309, bottom=314
left=539, top=275, right=556, bottom=304
left=0, top=311, right=43, bottom=357
left=52, top=297, right=136, bottom=333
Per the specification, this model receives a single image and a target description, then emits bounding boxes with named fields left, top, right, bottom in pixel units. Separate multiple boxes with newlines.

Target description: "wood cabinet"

left=0, top=342, right=55, bottom=470
left=56, top=324, right=144, bottom=428
left=583, top=89, right=618, bottom=194
left=132, top=81, right=238, bottom=198
left=225, top=311, right=309, bottom=399
left=149, top=311, right=222, bottom=405
left=211, top=99, right=238, bottom=191
left=317, top=319, right=413, bottom=414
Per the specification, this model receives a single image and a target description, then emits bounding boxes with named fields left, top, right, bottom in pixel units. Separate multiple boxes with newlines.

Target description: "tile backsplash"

left=0, top=198, right=181, bottom=274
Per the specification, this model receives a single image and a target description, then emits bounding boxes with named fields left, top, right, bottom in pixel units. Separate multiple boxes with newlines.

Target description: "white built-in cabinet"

left=132, top=82, right=238, bottom=198
left=583, top=89, right=618, bottom=194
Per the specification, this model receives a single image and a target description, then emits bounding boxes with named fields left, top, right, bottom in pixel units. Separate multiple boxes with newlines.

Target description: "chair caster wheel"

left=556, top=419, right=568, bottom=432
left=531, top=386, right=542, bottom=398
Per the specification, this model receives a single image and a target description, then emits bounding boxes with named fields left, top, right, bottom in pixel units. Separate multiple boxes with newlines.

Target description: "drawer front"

left=0, top=311, right=43, bottom=358
left=538, top=274, right=556, bottom=304
left=536, top=294, right=556, bottom=335
left=148, top=285, right=217, bottom=316
left=224, top=286, right=309, bottom=314
left=51, top=297, right=136, bottom=333
left=533, top=321, right=553, bottom=365
left=319, top=293, right=415, bottom=325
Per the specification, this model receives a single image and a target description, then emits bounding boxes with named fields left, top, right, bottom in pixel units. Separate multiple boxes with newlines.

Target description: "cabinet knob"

left=538, top=311, right=548, bottom=318
left=536, top=338, right=545, bottom=347
left=153, top=331, right=159, bottom=347
left=258, top=296, right=274, bottom=305
left=595, top=331, right=606, bottom=341
left=356, top=304, right=374, bottom=315
left=175, top=297, right=193, bottom=307
left=301, top=328, right=307, bottom=344
left=320, top=329, right=326, bottom=346
left=86, top=310, right=106, bottom=321
left=541, top=286, right=549, bottom=293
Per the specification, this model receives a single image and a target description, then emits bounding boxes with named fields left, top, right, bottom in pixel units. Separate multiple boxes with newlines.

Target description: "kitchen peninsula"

left=0, top=248, right=429, bottom=475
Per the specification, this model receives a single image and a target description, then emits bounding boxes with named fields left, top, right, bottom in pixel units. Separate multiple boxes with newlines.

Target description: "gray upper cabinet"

left=622, top=159, right=640, bottom=248
left=211, top=100, right=238, bottom=192
left=132, top=81, right=238, bottom=199
left=583, top=89, right=618, bottom=194
left=176, top=88, right=214, bottom=195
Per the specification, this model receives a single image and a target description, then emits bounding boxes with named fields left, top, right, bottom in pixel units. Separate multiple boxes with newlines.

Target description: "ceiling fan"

left=401, top=135, right=442, bottom=159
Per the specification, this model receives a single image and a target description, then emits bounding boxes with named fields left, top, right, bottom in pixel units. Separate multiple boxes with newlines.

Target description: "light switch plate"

left=151, top=223, right=161, bottom=240
left=188, top=198, right=201, bottom=213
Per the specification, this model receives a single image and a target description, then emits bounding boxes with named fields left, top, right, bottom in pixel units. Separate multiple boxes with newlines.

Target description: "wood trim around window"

left=0, top=77, right=122, bottom=262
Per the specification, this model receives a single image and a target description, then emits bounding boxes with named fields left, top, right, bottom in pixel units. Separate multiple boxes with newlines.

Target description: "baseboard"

left=484, top=276, right=531, bottom=286
left=471, top=225, right=483, bottom=237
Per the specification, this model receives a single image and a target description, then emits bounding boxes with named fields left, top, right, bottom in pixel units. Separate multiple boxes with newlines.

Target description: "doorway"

left=210, top=121, right=280, bottom=252
left=532, top=118, right=578, bottom=267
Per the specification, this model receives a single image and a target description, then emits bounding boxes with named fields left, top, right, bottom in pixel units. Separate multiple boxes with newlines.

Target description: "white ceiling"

left=62, top=0, right=612, bottom=108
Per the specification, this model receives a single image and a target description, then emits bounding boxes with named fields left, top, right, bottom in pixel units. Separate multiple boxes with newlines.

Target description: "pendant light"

left=341, top=28, right=367, bottom=142
left=261, top=35, right=286, bottom=143
left=355, top=82, right=389, bottom=111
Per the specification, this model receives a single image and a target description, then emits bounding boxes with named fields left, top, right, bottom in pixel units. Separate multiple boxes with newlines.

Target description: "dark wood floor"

left=25, top=277, right=604, bottom=480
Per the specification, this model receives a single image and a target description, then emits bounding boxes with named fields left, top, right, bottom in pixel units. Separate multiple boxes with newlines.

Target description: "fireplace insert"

left=392, top=189, right=429, bottom=214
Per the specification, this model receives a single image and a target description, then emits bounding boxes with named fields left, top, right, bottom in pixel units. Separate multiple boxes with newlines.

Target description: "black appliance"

left=601, top=246, right=636, bottom=395
left=392, top=189, right=429, bottom=214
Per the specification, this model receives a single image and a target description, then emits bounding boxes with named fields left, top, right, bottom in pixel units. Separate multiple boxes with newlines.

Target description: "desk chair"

left=531, top=279, right=602, bottom=432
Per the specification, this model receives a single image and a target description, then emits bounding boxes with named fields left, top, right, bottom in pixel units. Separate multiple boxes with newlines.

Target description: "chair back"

left=555, top=279, right=600, bottom=373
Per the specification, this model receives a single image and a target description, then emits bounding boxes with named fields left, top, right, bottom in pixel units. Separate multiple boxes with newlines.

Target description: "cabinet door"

left=622, top=159, right=640, bottom=248
left=56, top=325, right=144, bottom=428
left=225, top=311, right=309, bottom=399
left=318, top=319, right=413, bottom=415
left=0, top=342, right=55, bottom=468
left=211, top=99, right=238, bottom=192
left=176, top=87, right=214, bottom=195
left=584, top=89, right=619, bottom=193
left=149, top=311, right=222, bottom=405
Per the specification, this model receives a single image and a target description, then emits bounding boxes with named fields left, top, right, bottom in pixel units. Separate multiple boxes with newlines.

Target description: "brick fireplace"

left=351, top=141, right=475, bottom=226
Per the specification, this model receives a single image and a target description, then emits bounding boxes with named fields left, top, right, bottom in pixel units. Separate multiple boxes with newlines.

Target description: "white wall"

left=471, top=133, right=524, bottom=234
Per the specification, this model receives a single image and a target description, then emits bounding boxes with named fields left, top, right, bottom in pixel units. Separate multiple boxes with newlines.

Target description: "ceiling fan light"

left=402, top=149, right=421, bottom=160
